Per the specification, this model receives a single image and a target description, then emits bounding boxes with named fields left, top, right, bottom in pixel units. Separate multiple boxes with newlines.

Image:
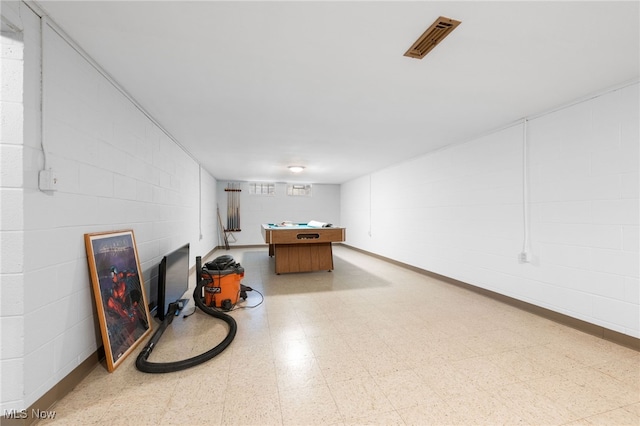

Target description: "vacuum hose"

left=135, top=269, right=237, bottom=373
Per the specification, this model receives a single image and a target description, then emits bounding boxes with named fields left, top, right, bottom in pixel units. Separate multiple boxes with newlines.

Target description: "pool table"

left=261, top=223, right=346, bottom=274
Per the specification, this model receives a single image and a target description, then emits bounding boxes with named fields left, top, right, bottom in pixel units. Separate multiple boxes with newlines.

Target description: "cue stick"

left=217, top=205, right=229, bottom=249
left=228, top=185, right=232, bottom=231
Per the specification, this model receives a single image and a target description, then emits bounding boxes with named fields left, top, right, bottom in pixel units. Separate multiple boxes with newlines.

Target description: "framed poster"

left=85, top=230, right=152, bottom=372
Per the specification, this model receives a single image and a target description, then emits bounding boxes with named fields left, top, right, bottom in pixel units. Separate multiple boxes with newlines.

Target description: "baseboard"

left=0, top=349, right=103, bottom=426
left=1, top=246, right=253, bottom=425
left=5, top=243, right=635, bottom=425
left=342, top=244, right=639, bottom=352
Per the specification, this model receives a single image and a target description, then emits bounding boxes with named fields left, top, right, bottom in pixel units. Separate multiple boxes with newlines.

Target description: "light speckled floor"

left=47, top=246, right=638, bottom=425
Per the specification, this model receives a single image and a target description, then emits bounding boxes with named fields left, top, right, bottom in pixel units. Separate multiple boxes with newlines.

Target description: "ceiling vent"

left=404, top=16, right=461, bottom=59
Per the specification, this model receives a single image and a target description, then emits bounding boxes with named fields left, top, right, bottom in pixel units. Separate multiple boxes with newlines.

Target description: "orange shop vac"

left=201, top=255, right=246, bottom=311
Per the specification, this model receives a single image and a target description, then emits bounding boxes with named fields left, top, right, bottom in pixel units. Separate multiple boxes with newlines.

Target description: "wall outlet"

left=518, top=252, right=530, bottom=263
left=39, top=169, right=58, bottom=191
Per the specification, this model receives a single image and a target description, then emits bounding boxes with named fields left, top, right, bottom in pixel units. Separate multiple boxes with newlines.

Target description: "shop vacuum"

left=201, top=255, right=247, bottom=310
left=136, top=255, right=251, bottom=373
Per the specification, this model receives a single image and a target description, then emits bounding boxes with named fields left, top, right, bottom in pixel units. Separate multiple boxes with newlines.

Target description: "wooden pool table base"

left=262, top=224, right=345, bottom=274
left=270, top=242, right=334, bottom=274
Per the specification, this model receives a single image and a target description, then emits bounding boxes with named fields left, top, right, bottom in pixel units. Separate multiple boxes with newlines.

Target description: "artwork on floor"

left=84, top=230, right=152, bottom=372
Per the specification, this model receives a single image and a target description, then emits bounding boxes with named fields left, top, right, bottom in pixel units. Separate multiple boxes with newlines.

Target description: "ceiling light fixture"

left=288, top=166, right=305, bottom=173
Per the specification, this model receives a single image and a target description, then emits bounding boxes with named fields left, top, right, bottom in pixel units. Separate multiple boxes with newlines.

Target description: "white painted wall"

left=1, top=0, right=27, bottom=413
left=342, top=83, right=639, bottom=338
left=1, top=4, right=219, bottom=410
left=216, top=181, right=341, bottom=246
left=2, top=0, right=637, bottom=414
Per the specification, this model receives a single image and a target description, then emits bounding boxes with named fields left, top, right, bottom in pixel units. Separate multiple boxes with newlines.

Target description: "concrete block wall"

left=1, top=0, right=27, bottom=412
left=216, top=181, right=341, bottom=246
left=341, top=82, right=639, bottom=338
left=527, top=86, right=639, bottom=334
left=1, top=4, right=219, bottom=410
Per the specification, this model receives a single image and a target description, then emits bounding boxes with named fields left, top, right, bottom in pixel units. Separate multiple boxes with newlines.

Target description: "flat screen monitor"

left=157, top=243, right=190, bottom=321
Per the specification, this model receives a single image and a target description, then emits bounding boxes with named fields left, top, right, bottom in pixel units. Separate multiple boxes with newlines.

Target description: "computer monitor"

left=156, top=243, right=190, bottom=321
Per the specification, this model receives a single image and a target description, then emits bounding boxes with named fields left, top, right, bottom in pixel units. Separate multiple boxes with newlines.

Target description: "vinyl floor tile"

left=41, top=246, right=639, bottom=426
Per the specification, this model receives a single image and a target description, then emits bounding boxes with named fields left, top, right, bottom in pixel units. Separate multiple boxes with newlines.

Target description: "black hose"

left=135, top=278, right=237, bottom=373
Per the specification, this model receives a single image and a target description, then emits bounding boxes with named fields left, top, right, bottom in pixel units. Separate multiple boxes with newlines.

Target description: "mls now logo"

left=3, top=409, right=56, bottom=420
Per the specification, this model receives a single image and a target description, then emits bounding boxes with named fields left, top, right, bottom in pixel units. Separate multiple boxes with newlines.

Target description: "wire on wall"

left=32, top=7, right=200, bottom=166
left=520, top=118, right=531, bottom=263
left=40, top=16, right=48, bottom=171
left=199, top=165, right=203, bottom=240
left=368, top=174, right=372, bottom=237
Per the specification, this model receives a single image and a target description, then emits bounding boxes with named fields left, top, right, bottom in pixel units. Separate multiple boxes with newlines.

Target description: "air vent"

left=404, top=16, right=461, bottom=59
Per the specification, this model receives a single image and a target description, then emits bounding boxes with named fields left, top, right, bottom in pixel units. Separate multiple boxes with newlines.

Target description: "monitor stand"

left=175, top=298, right=189, bottom=316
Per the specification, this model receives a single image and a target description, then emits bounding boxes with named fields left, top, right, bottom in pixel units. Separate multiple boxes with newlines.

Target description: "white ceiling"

left=35, top=1, right=639, bottom=184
